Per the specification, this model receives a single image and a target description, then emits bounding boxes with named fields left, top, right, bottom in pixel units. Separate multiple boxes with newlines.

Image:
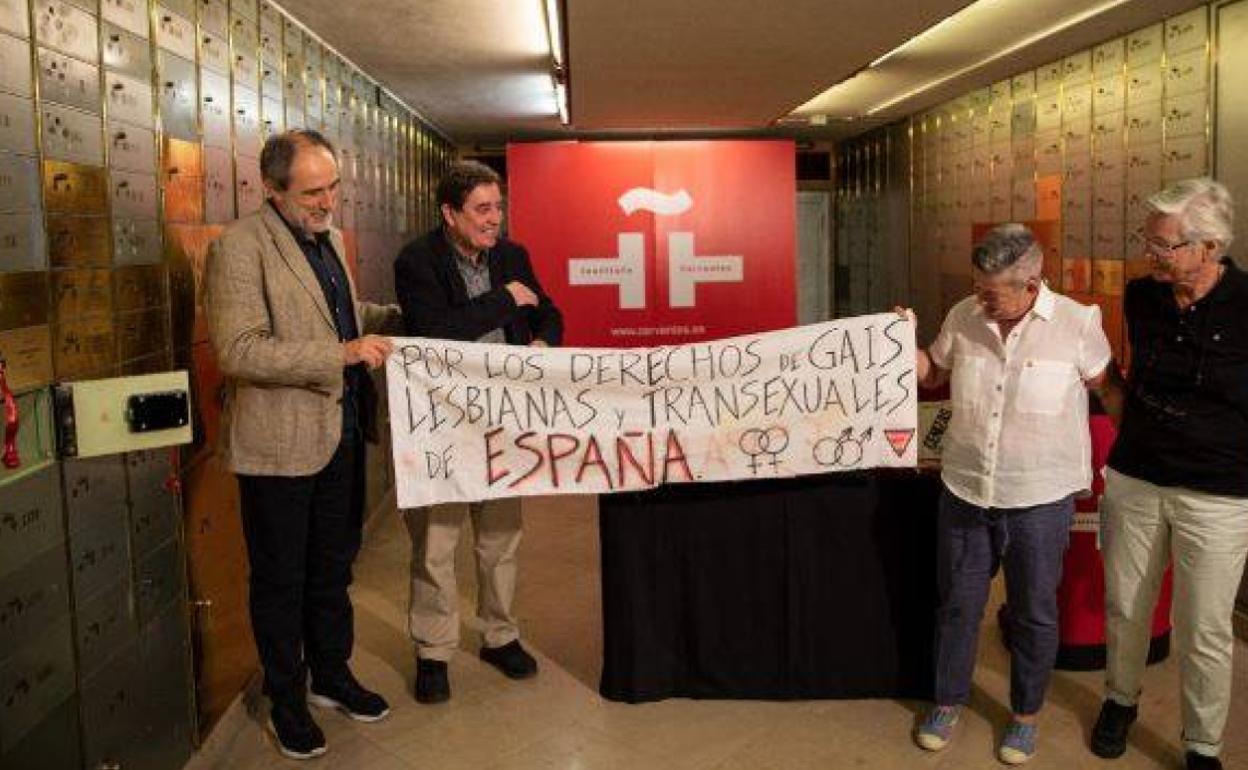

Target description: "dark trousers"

left=238, top=431, right=365, bottom=704
left=934, top=487, right=1073, bottom=715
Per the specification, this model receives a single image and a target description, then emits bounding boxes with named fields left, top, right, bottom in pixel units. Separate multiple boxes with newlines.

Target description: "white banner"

left=387, top=313, right=918, bottom=508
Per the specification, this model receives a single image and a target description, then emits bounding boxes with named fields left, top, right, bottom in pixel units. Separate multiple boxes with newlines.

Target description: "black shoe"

left=479, top=640, right=538, bottom=680
left=415, top=658, right=450, bottom=704
left=1186, top=752, right=1223, bottom=770
left=269, top=699, right=327, bottom=760
left=1090, top=699, right=1138, bottom=759
left=309, top=670, right=390, bottom=722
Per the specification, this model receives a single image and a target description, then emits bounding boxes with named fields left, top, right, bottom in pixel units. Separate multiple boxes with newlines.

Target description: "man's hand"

left=343, top=335, right=393, bottom=369
left=893, top=305, right=917, bottom=326
left=506, top=281, right=538, bottom=307
left=530, top=339, right=549, bottom=348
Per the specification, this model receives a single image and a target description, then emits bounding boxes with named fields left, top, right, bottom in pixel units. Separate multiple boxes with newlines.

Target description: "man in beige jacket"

left=204, top=129, right=400, bottom=761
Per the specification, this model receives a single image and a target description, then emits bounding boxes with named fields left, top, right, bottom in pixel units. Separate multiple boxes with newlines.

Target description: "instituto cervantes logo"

left=568, top=187, right=745, bottom=309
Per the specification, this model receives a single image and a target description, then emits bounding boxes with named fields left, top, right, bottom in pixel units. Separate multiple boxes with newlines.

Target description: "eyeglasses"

left=1138, top=230, right=1192, bottom=259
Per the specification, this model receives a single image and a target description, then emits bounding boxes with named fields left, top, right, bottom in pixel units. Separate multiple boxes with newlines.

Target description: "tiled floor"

left=192, top=494, right=1248, bottom=770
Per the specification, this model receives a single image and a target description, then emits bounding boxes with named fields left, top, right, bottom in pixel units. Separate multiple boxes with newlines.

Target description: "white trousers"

left=1101, top=468, right=1248, bottom=757
left=403, top=498, right=524, bottom=661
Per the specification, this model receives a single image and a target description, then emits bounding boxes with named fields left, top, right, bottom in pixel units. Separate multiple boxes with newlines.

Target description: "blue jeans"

left=933, top=487, right=1073, bottom=715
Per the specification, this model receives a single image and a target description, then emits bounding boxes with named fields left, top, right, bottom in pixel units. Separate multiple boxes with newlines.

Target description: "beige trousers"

left=403, top=498, right=523, bottom=661
left=1101, top=468, right=1248, bottom=757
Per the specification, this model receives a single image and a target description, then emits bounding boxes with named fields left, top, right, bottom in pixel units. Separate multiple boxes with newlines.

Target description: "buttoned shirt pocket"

left=1016, top=359, right=1076, bottom=415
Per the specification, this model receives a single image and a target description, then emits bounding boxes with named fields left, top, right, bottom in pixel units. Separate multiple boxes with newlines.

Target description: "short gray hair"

left=1146, top=177, right=1234, bottom=250
left=260, top=129, right=337, bottom=191
left=971, top=223, right=1042, bottom=279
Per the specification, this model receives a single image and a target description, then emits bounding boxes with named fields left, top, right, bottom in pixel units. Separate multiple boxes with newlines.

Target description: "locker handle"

left=1, top=354, right=20, bottom=469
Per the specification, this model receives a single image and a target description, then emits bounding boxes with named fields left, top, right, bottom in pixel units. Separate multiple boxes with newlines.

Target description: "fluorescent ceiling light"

left=545, top=0, right=564, bottom=67
left=867, top=0, right=1131, bottom=114
left=791, top=0, right=1135, bottom=121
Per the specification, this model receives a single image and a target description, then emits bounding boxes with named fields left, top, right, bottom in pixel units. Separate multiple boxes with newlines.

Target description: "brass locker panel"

left=62, top=454, right=126, bottom=534
left=232, top=85, right=261, bottom=157
left=112, top=217, right=162, bottom=265
left=200, top=69, right=231, bottom=148
left=33, top=0, right=98, bottom=62
left=231, top=45, right=259, bottom=95
left=235, top=157, right=263, bottom=216
left=109, top=169, right=159, bottom=219
left=0, top=617, right=77, bottom=754
left=41, top=102, right=103, bottom=165
left=200, top=29, right=230, bottom=76
left=0, top=270, right=49, bottom=329
left=0, top=546, right=72, bottom=653
left=42, top=160, right=107, bottom=214
left=0, top=0, right=30, bottom=38
left=259, top=57, right=281, bottom=100
left=261, top=94, right=282, bottom=141
left=46, top=213, right=111, bottom=267
left=200, top=0, right=228, bottom=36
left=0, top=31, right=33, bottom=97
left=102, top=22, right=151, bottom=80
left=128, top=449, right=178, bottom=559
left=115, top=307, right=168, bottom=362
left=107, top=122, right=157, bottom=173
left=105, top=70, right=155, bottom=129
left=203, top=144, right=233, bottom=223
left=36, top=46, right=100, bottom=114
left=157, top=51, right=198, bottom=142
left=53, top=315, right=115, bottom=379
left=102, top=0, right=148, bottom=37
left=78, top=639, right=143, bottom=770
left=52, top=267, right=113, bottom=320
left=155, top=5, right=196, bottom=60
left=234, top=0, right=256, bottom=20
left=74, top=577, right=136, bottom=678
left=0, top=324, right=53, bottom=389
left=0, top=464, right=64, bottom=582
left=136, top=604, right=194, bottom=770
left=0, top=211, right=46, bottom=272
left=113, top=263, right=165, bottom=312
left=0, top=93, right=38, bottom=156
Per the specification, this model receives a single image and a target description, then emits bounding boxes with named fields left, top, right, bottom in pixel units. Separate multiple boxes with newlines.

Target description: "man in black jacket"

left=393, top=160, right=562, bottom=704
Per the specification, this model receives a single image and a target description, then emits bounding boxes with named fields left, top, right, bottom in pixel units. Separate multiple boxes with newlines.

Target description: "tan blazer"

left=203, top=204, right=401, bottom=477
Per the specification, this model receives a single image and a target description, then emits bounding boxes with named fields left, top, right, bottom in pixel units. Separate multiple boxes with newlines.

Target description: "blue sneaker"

left=915, top=705, right=960, bottom=751
left=998, top=721, right=1038, bottom=765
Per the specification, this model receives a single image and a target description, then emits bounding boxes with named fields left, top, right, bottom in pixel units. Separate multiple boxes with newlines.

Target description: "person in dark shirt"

left=1091, top=178, right=1248, bottom=770
left=393, top=160, right=562, bottom=704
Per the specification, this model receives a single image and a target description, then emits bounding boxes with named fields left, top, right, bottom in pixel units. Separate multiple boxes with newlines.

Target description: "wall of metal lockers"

left=0, top=0, right=454, bottom=766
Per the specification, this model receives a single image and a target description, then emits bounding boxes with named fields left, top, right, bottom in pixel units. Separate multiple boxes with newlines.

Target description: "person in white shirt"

left=906, top=223, right=1112, bottom=765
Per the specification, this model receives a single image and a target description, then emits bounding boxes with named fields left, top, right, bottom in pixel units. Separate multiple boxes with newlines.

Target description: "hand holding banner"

left=387, top=313, right=917, bottom=508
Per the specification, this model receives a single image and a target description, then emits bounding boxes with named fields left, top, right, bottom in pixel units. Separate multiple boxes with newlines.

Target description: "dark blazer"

left=394, top=227, right=563, bottom=345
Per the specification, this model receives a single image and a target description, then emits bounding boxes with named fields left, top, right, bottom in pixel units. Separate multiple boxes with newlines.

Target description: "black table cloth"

left=598, top=471, right=941, bottom=703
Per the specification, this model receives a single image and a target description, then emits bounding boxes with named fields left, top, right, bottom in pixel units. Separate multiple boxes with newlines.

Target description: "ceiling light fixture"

left=543, top=0, right=570, bottom=125
left=865, top=0, right=1132, bottom=115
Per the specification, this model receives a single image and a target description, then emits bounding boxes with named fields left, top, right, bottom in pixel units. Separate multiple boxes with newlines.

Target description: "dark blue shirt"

left=270, top=202, right=364, bottom=436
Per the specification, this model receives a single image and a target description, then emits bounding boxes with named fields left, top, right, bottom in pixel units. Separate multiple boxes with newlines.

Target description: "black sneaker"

left=1185, top=752, right=1223, bottom=770
left=479, top=640, right=538, bottom=680
left=269, top=699, right=327, bottom=760
left=415, top=658, right=450, bottom=704
left=309, top=671, right=390, bottom=722
left=1090, top=699, right=1138, bottom=759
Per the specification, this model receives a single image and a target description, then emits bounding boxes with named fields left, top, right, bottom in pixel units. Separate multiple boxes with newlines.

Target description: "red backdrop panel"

left=507, top=140, right=796, bottom=347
